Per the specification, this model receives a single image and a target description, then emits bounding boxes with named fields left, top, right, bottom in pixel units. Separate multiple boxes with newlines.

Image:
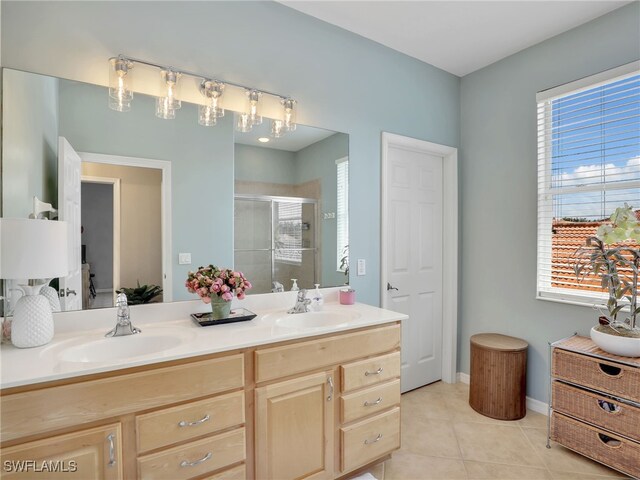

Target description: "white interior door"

left=58, top=137, right=82, bottom=311
left=383, top=143, right=444, bottom=393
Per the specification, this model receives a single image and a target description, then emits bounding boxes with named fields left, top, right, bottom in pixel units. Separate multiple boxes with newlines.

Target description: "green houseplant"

left=116, top=282, right=163, bottom=305
left=573, top=204, right=640, bottom=357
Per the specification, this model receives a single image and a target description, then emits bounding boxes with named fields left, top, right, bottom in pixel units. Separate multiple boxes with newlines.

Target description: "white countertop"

left=1, top=296, right=406, bottom=389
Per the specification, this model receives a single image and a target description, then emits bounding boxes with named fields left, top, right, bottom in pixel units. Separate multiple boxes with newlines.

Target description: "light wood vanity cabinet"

left=1, top=423, right=123, bottom=480
left=0, top=321, right=401, bottom=480
left=254, top=323, right=402, bottom=479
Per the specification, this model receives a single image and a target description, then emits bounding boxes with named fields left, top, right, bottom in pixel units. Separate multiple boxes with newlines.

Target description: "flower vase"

left=210, top=295, right=232, bottom=320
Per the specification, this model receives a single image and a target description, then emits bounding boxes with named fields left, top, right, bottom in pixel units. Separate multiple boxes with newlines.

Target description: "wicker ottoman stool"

left=469, top=333, right=528, bottom=420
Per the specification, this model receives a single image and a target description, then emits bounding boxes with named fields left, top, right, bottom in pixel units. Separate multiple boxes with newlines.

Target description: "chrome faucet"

left=288, top=289, right=311, bottom=314
left=105, top=293, right=141, bottom=337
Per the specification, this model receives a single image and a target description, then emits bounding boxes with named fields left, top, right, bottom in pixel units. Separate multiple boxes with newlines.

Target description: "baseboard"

left=456, top=371, right=548, bottom=416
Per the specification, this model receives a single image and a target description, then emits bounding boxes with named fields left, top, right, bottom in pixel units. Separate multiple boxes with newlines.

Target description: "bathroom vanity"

left=0, top=298, right=405, bottom=479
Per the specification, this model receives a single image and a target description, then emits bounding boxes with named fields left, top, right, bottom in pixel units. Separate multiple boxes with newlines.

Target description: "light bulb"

left=236, top=113, right=253, bottom=133
left=156, top=70, right=181, bottom=120
left=198, top=80, right=225, bottom=127
left=271, top=119, right=285, bottom=138
left=246, top=89, right=262, bottom=126
left=282, top=98, right=297, bottom=132
left=108, top=57, right=133, bottom=112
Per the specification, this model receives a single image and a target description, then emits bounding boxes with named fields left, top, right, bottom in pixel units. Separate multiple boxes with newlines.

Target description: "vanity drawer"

left=137, top=427, right=245, bottom=480
left=341, top=379, right=401, bottom=424
left=552, top=349, right=639, bottom=401
left=551, top=412, right=640, bottom=478
left=340, top=407, right=400, bottom=473
left=341, top=352, right=401, bottom=393
left=1, top=354, right=244, bottom=443
left=203, top=463, right=246, bottom=480
left=137, top=391, right=245, bottom=453
left=255, top=323, right=400, bottom=383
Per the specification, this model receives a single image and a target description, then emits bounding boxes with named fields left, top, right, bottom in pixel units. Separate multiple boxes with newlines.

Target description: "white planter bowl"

left=590, top=326, right=640, bottom=358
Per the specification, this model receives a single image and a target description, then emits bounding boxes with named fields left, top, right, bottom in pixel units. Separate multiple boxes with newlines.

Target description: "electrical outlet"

left=178, top=253, right=192, bottom=265
left=357, top=259, right=366, bottom=276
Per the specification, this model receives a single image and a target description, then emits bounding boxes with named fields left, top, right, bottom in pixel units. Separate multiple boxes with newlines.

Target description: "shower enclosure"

left=234, top=194, right=318, bottom=294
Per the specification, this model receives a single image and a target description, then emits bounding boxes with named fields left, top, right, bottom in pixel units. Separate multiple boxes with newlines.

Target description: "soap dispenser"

left=311, top=284, right=324, bottom=311
left=290, top=279, right=299, bottom=291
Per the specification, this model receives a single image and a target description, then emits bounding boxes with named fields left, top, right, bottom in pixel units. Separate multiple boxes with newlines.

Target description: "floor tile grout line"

left=451, top=389, right=471, bottom=480
left=518, top=422, right=555, bottom=478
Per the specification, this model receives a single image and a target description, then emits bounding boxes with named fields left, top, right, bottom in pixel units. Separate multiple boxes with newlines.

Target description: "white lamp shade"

left=0, top=218, right=69, bottom=279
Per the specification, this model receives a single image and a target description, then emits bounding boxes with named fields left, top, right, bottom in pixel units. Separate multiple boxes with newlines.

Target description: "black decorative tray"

left=190, top=308, right=257, bottom=326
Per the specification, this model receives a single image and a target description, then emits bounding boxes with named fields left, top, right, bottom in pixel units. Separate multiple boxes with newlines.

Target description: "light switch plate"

left=357, top=259, right=366, bottom=276
left=179, top=253, right=192, bottom=265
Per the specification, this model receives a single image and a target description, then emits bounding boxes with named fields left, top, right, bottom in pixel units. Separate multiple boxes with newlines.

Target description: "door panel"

left=385, top=145, right=444, bottom=392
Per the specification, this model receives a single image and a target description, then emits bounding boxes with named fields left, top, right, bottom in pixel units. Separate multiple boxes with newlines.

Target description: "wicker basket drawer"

left=553, top=381, right=640, bottom=443
left=552, top=349, right=640, bottom=401
left=551, top=412, right=640, bottom=478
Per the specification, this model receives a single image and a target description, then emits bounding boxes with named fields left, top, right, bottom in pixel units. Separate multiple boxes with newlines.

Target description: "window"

left=537, top=63, right=640, bottom=304
left=336, top=157, right=349, bottom=271
left=274, top=201, right=302, bottom=265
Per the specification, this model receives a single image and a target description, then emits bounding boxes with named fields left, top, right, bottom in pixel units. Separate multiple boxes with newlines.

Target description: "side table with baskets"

left=548, top=335, right=640, bottom=479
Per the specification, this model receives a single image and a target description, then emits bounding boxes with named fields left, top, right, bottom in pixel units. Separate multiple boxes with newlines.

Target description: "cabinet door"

left=1, top=423, right=122, bottom=480
left=256, top=371, right=334, bottom=480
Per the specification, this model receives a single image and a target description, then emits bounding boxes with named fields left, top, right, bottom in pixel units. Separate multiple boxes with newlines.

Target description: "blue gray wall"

left=459, top=2, right=640, bottom=402
left=2, top=69, right=59, bottom=218
left=1, top=0, right=460, bottom=307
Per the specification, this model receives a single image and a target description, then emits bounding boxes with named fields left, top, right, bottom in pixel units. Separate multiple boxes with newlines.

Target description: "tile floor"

left=359, top=381, right=629, bottom=480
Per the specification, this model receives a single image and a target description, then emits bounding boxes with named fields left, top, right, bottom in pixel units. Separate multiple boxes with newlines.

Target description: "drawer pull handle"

left=598, top=363, right=622, bottom=377
left=327, top=376, right=334, bottom=402
left=597, top=433, right=622, bottom=448
left=178, top=414, right=210, bottom=427
left=106, top=433, right=116, bottom=467
left=180, top=452, right=212, bottom=468
left=365, top=367, right=383, bottom=376
left=364, top=433, right=383, bottom=445
left=597, top=399, right=621, bottom=414
left=364, top=397, right=383, bottom=407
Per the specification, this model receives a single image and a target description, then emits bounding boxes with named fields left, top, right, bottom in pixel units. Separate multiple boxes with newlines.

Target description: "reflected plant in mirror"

left=1, top=67, right=349, bottom=315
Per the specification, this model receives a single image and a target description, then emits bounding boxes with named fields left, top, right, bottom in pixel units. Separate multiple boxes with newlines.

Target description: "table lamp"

left=0, top=218, right=69, bottom=348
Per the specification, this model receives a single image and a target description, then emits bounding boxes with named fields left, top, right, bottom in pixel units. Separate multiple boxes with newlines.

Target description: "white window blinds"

left=537, top=62, right=640, bottom=304
left=274, top=202, right=302, bottom=264
left=336, top=157, right=349, bottom=271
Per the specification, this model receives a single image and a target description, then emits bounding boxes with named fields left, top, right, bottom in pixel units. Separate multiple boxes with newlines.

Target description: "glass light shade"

left=198, top=81, right=225, bottom=127
left=156, top=70, right=181, bottom=119
left=246, top=89, right=263, bottom=126
left=108, top=57, right=133, bottom=112
left=236, top=112, right=253, bottom=133
left=271, top=119, right=285, bottom=138
left=282, top=98, right=297, bottom=132
left=0, top=218, right=69, bottom=279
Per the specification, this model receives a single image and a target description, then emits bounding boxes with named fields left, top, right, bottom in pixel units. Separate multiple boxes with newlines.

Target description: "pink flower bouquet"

left=185, top=265, right=252, bottom=303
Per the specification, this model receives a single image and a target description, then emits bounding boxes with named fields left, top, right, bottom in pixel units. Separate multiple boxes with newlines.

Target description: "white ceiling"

left=234, top=116, right=337, bottom=151
left=279, top=1, right=632, bottom=77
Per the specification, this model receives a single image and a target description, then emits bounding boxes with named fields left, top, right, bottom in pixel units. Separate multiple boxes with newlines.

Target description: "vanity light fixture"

left=245, top=89, right=263, bottom=127
left=156, top=69, right=181, bottom=120
left=236, top=112, right=253, bottom=133
left=108, top=56, right=134, bottom=112
left=282, top=98, right=297, bottom=132
left=198, top=80, right=225, bottom=127
left=271, top=119, right=285, bottom=138
left=106, top=55, right=298, bottom=131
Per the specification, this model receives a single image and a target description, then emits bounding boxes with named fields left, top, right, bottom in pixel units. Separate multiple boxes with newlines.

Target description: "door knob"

left=387, top=282, right=398, bottom=291
left=61, top=288, right=77, bottom=297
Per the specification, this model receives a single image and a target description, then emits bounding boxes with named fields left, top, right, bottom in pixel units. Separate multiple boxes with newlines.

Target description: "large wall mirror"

left=1, top=68, right=349, bottom=313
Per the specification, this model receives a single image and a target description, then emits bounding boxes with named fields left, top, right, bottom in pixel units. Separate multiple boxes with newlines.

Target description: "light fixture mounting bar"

left=118, top=54, right=291, bottom=100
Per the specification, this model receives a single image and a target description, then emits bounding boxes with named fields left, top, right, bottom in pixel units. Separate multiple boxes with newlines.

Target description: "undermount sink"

left=263, top=310, right=361, bottom=329
left=56, top=327, right=196, bottom=364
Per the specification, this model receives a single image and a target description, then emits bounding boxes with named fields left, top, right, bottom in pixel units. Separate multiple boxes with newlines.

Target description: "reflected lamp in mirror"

left=108, top=56, right=134, bottom=112
left=0, top=218, right=69, bottom=348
